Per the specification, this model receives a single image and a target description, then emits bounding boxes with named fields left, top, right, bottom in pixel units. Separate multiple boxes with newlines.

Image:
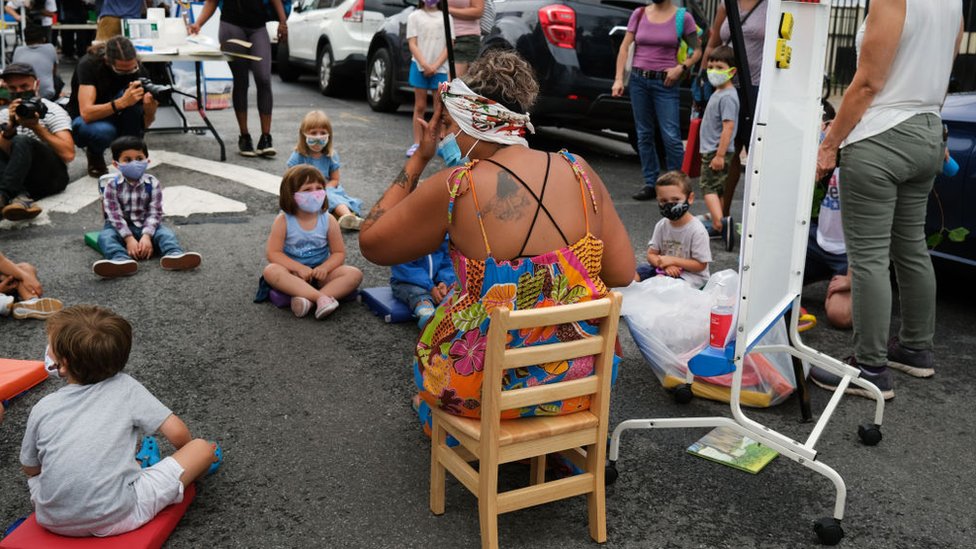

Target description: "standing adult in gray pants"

left=814, top=0, right=964, bottom=401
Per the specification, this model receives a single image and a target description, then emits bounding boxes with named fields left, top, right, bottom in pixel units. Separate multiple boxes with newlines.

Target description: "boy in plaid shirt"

left=92, top=136, right=201, bottom=278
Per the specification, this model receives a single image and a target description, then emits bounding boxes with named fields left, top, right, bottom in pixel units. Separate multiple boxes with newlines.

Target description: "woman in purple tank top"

left=611, top=0, right=701, bottom=202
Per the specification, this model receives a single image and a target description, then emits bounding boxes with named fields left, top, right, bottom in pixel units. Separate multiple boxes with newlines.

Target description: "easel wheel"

left=813, top=517, right=844, bottom=545
left=857, top=423, right=882, bottom=446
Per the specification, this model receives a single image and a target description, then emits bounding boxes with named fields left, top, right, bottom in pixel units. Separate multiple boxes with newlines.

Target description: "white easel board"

left=735, top=0, right=832, bottom=358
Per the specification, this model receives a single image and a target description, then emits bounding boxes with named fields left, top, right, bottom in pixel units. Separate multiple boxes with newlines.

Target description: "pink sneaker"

left=314, top=295, right=339, bottom=319
left=291, top=296, right=313, bottom=318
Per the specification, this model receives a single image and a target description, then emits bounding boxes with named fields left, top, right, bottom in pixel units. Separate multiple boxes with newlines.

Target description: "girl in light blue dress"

left=286, top=111, right=366, bottom=230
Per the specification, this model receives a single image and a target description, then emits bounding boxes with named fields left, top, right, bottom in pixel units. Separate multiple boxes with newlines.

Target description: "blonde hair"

left=296, top=110, right=334, bottom=156
left=462, top=50, right=539, bottom=113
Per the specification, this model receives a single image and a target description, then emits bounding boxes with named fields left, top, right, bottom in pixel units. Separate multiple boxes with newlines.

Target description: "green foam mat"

left=84, top=232, right=101, bottom=254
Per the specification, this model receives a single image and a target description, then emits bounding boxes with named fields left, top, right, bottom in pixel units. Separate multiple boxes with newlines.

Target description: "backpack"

left=675, top=7, right=703, bottom=65
left=480, top=0, right=496, bottom=35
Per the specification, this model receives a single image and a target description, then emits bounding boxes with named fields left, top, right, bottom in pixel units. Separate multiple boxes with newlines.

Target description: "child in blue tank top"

left=260, top=165, right=363, bottom=319
left=286, top=111, right=366, bottom=230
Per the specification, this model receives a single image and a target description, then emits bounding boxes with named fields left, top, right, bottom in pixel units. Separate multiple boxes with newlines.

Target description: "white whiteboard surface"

left=734, top=0, right=832, bottom=358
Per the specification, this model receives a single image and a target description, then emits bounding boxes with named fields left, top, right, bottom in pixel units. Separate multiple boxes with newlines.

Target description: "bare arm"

left=817, top=0, right=905, bottom=178
left=317, top=216, right=346, bottom=272
left=158, top=414, right=191, bottom=449
left=576, top=156, right=636, bottom=287
left=22, top=465, right=41, bottom=477
left=188, top=0, right=219, bottom=31
left=327, top=168, right=340, bottom=188
left=30, top=126, right=76, bottom=163
left=266, top=214, right=311, bottom=273
left=407, top=37, right=428, bottom=68
left=716, top=119, right=735, bottom=158
left=659, top=256, right=707, bottom=272
left=448, top=0, right=483, bottom=20
left=700, top=5, right=726, bottom=71
left=612, top=32, right=635, bottom=95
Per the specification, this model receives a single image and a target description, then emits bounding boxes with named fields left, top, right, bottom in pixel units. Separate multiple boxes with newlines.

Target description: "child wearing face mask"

left=696, top=45, right=739, bottom=252
left=258, top=165, right=363, bottom=319
left=91, top=136, right=201, bottom=279
left=286, top=110, right=365, bottom=230
left=635, top=171, right=711, bottom=288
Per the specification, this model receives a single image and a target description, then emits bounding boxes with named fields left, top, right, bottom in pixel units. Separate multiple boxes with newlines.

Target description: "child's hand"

left=295, top=265, right=314, bottom=282
left=664, top=265, right=682, bottom=278
left=422, top=64, right=436, bottom=77
left=709, top=154, right=725, bottom=172
left=431, top=282, right=448, bottom=302
left=125, top=237, right=141, bottom=259
left=311, top=265, right=330, bottom=284
left=657, top=255, right=673, bottom=268
left=137, top=234, right=153, bottom=259
left=19, top=272, right=43, bottom=298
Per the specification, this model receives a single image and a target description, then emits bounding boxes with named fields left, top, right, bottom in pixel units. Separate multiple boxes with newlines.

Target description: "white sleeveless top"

left=843, top=0, right=962, bottom=147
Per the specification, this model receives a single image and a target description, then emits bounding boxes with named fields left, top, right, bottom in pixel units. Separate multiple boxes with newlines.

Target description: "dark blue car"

left=927, top=93, right=976, bottom=266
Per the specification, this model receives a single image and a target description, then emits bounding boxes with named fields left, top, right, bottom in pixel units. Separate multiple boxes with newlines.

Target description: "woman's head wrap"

left=439, top=79, right=535, bottom=146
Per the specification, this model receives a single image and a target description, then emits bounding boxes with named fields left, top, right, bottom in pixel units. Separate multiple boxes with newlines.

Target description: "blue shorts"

left=409, top=62, right=448, bottom=90
left=804, top=223, right=848, bottom=284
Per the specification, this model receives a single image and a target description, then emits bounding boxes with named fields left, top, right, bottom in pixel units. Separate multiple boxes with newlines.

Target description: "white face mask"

left=44, top=345, right=60, bottom=378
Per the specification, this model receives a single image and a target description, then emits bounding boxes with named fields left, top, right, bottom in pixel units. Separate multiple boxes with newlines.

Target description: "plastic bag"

left=620, top=270, right=802, bottom=407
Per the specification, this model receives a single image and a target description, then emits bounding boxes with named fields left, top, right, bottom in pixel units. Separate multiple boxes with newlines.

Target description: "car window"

left=364, top=0, right=408, bottom=17
left=316, top=0, right=338, bottom=8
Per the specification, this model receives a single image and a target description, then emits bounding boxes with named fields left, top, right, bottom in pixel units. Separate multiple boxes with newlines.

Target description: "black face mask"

left=659, top=201, right=690, bottom=220
left=650, top=0, right=667, bottom=4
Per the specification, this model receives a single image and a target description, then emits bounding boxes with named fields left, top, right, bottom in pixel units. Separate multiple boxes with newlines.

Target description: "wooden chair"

left=429, top=292, right=622, bottom=549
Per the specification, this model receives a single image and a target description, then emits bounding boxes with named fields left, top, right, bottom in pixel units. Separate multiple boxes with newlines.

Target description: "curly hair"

left=462, top=50, right=539, bottom=113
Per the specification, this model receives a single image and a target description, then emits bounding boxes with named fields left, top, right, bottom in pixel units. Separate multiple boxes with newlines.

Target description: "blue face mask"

left=118, top=160, right=148, bottom=180
left=436, top=130, right=478, bottom=167
left=304, top=133, right=329, bottom=151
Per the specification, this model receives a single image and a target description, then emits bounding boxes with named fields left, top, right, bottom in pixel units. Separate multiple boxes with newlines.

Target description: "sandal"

left=798, top=307, right=817, bottom=332
left=135, top=436, right=161, bottom=469
left=207, top=443, right=223, bottom=476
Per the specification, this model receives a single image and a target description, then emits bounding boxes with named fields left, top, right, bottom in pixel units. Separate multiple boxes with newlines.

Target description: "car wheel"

left=318, top=43, right=339, bottom=96
left=366, top=48, right=400, bottom=113
left=277, top=40, right=301, bottom=83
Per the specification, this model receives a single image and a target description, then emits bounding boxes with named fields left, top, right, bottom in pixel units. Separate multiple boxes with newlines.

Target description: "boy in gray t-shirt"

left=698, top=45, right=740, bottom=252
left=636, top=171, right=712, bottom=288
left=20, top=305, right=219, bottom=537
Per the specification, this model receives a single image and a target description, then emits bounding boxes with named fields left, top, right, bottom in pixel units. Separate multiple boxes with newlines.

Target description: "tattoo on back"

left=393, top=169, right=420, bottom=191
left=487, top=170, right=531, bottom=221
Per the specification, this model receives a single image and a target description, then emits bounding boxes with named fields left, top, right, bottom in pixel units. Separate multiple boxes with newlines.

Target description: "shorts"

left=453, top=34, right=481, bottom=63
left=699, top=151, right=734, bottom=196
left=96, top=16, right=122, bottom=42
left=409, top=62, right=449, bottom=90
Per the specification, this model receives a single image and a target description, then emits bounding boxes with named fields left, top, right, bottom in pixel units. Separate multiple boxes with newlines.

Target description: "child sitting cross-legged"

left=391, top=237, right=455, bottom=327
left=260, top=165, right=363, bottom=319
left=92, top=136, right=202, bottom=278
left=635, top=171, right=712, bottom=288
left=20, top=305, right=219, bottom=537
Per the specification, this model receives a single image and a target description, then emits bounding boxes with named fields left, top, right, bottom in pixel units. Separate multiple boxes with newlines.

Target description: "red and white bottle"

left=709, top=290, right=735, bottom=348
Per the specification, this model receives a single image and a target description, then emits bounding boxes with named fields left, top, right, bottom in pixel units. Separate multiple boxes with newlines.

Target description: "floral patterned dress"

left=413, top=151, right=618, bottom=430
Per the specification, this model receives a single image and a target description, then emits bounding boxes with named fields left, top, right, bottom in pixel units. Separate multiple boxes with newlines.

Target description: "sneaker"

left=238, top=134, right=257, bottom=157
left=160, top=252, right=202, bottom=271
left=314, top=295, right=339, bottom=319
left=0, top=293, right=13, bottom=316
left=887, top=337, right=935, bottom=378
left=1, top=195, right=42, bottom=221
left=699, top=216, right=722, bottom=239
left=338, top=214, right=364, bottom=231
left=291, top=296, right=313, bottom=318
left=405, top=143, right=420, bottom=158
left=722, top=215, right=735, bottom=252
left=809, top=357, right=894, bottom=401
left=92, top=259, right=138, bottom=278
left=414, top=300, right=435, bottom=328
left=256, top=133, right=276, bottom=157
left=12, top=297, right=63, bottom=320
left=86, top=149, right=108, bottom=177
left=632, top=187, right=655, bottom=201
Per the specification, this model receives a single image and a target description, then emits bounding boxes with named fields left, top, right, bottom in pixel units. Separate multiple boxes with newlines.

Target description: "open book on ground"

left=687, top=426, right=778, bottom=474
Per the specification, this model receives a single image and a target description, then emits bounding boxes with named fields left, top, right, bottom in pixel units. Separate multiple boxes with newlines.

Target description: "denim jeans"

left=98, top=221, right=183, bottom=261
left=72, top=95, right=145, bottom=157
left=629, top=73, right=685, bottom=189
left=390, top=281, right=433, bottom=311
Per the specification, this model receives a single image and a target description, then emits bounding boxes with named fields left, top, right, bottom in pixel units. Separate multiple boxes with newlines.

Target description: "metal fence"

left=697, top=0, right=976, bottom=96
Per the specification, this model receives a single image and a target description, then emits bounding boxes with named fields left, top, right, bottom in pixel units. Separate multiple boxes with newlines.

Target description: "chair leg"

left=585, top=443, right=607, bottom=543
left=430, top=419, right=446, bottom=516
left=529, top=455, right=546, bottom=485
left=479, top=461, right=500, bottom=549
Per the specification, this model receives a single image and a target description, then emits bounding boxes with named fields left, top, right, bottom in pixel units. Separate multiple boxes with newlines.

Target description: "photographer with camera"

left=67, top=36, right=158, bottom=177
left=0, top=63, right=75, bottom=222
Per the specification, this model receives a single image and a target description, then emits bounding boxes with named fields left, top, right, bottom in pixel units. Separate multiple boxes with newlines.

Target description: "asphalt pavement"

left=1, top=72, right=974, bottom=549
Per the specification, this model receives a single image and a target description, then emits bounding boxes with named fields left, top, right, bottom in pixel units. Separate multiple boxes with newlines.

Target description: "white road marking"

left=1, top=150, right=278, bottom=230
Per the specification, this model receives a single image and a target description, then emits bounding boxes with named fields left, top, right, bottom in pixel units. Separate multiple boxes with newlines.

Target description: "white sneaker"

left=93, top=259, right=138, bottom=278
left=160, top=252, right=202, bottom=271
left=12, top=297, right=64, bottom=320
left=338, top=214, right=364, bottom=231
left=0, top=293, right=13, bottom=316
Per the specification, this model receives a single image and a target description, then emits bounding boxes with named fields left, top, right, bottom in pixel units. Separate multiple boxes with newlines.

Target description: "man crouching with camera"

left=0, top=63, right=76, bottom=221
left=67, top=35, right=158, bottom=177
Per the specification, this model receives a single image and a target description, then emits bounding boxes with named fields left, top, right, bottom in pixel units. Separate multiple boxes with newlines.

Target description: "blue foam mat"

left=358, top=287, right=413, bottom=324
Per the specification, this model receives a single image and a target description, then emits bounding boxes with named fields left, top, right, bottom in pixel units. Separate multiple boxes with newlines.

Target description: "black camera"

left=138, top=78, right=173, bottom=102
left=15, top=97, right=47, bottom=119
